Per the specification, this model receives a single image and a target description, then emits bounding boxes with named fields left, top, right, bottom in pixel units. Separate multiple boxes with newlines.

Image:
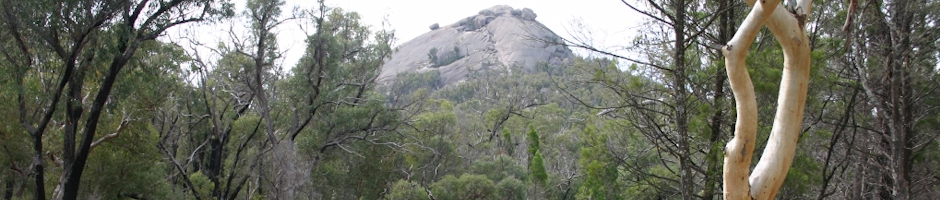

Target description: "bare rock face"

left=520, top=8, right=537, bottom=20
left=379, top=5, right=573, bottom=87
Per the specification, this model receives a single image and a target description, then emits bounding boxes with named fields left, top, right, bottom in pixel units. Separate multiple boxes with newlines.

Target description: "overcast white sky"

left=301, top=0, right=644, bottom=65
left=174, top=0, right=647, bottom=70
left=326, top=0, right=642, bottom=46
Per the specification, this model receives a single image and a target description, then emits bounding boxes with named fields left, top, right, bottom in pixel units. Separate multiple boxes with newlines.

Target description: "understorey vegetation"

left=1, top=0, right=938, bottom=199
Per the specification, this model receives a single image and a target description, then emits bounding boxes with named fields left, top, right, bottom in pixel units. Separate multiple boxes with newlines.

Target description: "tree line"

left=1, top=0, right=939, bottom=199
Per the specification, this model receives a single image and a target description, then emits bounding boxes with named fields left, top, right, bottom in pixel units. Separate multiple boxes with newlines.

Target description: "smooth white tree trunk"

left=721, top=0, right=813, bottom=199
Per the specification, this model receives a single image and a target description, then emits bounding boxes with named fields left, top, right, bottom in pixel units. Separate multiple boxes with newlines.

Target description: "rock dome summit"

left=379, top=5, right=574, bottom=86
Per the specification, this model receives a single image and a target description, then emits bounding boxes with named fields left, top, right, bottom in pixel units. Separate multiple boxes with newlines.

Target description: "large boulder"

left=379, top=5, right=572, bottom=87
left=473, top=15, right=496, bottom=29
left=429, top=23, right=440, bottom=30
left=480, top=5, right=514, bottom=16
left=521, top=8, right=537, bottom=20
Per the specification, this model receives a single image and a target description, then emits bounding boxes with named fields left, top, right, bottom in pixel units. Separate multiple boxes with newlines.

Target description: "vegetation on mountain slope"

left=1, top=0, right=939, bottom=199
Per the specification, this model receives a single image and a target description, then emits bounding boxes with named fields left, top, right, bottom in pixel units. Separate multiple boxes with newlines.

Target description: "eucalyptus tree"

left=0, top=0, right=232, bottom=199
left=168, top=1, right=406, bottom=198
left=222, top=0, right=296, bottom=197
left=274, top=4, right=409, bottom=198
left=544, top=0, right=736, bottom=197
left=719, top=0, right=814, bottom=198
left=722, top=0, right=940, bottom=198
left=154, top=46, right=268, bottom=200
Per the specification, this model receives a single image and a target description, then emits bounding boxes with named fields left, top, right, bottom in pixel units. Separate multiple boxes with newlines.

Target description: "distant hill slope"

left=379, top=5, right=574, bottom=86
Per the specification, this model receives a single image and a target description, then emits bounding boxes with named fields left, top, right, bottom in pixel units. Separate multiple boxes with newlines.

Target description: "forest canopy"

left=1, top=0, right=939, bottom=199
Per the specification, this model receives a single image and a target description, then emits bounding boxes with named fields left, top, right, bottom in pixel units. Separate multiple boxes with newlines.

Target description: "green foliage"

left=189, top=172, right=214, bottom=199
left=746, top=46, right=784, bottom=96
left=497, top=177, right=526, bottom=200
left=502, top=129, right=514, bottom=155
left=428, top=47, right=439, bottom=65
left=283, top=7, right=400, bottom=197
left=427, top=45, right=465, bottom=68
left=525, top=125, right=549, bottom=185
left=526, top=125, right=540, bottom=156
left=529, top=151, right=548, bottom=185
left=576, top=160, right=612, bottom=200
left=386, top=180, right=430, bottom=200
left=576, top=125, right=621, bottom=200
left=5, top=0, right=939, bottom=199
left=82, top=122, right=179, bottom=199
left=352, top=144, right=401, bottom=198
left=430, top=174, right=499, bottom=200
left=776, top=144, right=822, bottom=199
left=390, top=71, right=444, bottom=97
left=0, top=74, right=32, bottom=198
left=470, top=155, right=528, bottom=182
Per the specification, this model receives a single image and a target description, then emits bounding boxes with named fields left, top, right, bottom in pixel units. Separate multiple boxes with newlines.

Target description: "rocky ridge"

left=379, top=5, right=574, bottom=86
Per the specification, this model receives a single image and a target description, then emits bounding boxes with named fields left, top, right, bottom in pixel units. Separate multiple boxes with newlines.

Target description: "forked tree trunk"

left=721, top=0, right=813, bottom=199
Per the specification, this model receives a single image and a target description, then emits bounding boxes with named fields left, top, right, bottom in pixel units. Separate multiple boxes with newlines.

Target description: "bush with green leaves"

left=386, top=180, right=431, bottom=200
left=428, top=46, right=465, bottom=68
left=430, top=174, right=499, bottom=200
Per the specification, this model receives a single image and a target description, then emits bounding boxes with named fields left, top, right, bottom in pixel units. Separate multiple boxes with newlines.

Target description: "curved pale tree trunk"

left=721, top=0, right=813, bottom=199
